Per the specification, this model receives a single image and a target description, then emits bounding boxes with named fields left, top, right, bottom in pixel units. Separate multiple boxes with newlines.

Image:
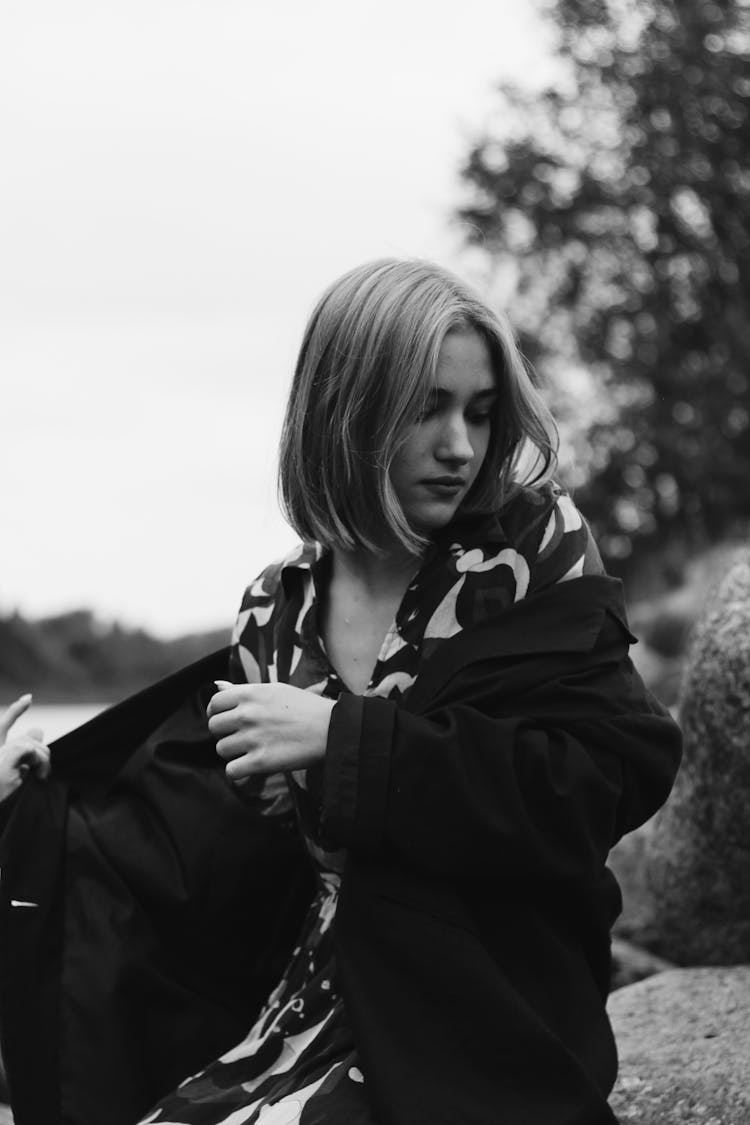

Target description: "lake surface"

left=7, top=702, right=110, bottom=743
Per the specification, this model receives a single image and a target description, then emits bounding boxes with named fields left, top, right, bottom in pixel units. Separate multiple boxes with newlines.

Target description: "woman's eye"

left=416, top=403, right=438, bottom=421
left=415, top=403, right=492, bottom=424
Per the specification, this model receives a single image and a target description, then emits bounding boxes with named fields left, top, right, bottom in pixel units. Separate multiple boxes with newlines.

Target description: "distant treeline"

left=0, top=609, right=228, bottom=703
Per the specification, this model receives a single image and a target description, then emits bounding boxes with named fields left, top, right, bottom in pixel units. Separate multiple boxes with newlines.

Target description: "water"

left=4, top=702, right=110, bottom=743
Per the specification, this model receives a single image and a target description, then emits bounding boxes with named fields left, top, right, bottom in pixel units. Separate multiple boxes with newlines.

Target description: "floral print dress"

left=140, top=486, right=602, bottom=1125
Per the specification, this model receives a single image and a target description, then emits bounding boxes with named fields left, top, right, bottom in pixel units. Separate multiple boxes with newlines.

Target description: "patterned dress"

left=140, top=485, right=603, bottom=1125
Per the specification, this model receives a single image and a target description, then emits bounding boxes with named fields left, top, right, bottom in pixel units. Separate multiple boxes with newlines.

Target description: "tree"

left=458, top=0, right=750, bottom=571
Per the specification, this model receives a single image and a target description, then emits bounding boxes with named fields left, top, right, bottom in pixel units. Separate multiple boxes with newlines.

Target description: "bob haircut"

left=278, top=258, right=558, bottom=554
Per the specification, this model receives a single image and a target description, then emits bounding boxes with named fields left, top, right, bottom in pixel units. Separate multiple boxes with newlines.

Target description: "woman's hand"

left=0, top=694, right=51, bottom=803
left=207, top=681, right=336, bottom=782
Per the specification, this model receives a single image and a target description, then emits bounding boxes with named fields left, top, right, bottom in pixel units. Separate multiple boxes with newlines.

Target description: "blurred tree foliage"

left=459, top=0, right=750, bottom=571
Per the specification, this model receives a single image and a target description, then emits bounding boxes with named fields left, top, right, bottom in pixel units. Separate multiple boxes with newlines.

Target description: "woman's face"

left=389, top=329, right=498, bottom=536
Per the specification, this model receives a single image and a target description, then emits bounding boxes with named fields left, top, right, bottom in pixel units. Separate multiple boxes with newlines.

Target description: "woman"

left=136, top=259, right=681, bottom=1124
left=1, top=259, right=680, bottom=1125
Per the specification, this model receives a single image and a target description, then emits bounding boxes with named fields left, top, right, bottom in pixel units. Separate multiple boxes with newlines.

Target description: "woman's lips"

left=421, top=479, right=465, bottom=496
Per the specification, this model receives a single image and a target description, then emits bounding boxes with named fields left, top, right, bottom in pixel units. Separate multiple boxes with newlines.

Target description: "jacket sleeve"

left=320, top=610, right=681, bottom=886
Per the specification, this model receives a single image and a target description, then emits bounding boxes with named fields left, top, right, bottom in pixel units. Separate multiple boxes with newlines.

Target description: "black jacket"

left=325, top=576, right=681, bottom=1124
left=0, top=576, right=681, bottom=1125
left=0, top=649, right=313, bottom=1125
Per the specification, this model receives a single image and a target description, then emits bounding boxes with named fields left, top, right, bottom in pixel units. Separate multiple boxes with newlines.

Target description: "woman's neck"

left=331, top=542, right=425, bottom=595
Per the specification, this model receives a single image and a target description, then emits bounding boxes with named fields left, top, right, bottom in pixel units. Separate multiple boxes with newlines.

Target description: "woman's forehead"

left=433, top=329, right=497, bottom=395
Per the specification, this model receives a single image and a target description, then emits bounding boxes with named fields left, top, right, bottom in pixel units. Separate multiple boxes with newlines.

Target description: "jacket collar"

left=404, top=575, right=634, bottom=711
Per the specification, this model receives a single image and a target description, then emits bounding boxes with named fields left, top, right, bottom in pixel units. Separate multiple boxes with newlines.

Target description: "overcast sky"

left=1, top=0, right=558, bottom=637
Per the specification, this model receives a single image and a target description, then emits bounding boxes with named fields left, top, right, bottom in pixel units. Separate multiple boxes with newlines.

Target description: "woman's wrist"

left=312, top=696, right=337, bottom=761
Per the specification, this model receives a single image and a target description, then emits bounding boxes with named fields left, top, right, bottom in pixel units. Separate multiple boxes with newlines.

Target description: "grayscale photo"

left=1, top=1, right=748, bottom=1122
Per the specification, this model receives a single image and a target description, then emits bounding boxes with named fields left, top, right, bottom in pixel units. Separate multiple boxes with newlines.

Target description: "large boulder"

left=610, top=553, right=750, bottom=964
left=608, top=819, right=662, bottom=951
left=643, top=554, right=750, bottom=964
left=608, top=967, right=750, bottom=1123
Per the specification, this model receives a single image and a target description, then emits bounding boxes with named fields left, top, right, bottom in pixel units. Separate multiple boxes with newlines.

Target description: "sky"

left=1, top=0, right=558, bottom=637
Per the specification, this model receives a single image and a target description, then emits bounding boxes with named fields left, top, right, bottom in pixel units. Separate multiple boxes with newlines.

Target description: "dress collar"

left=277, top=509, right=510, bottom=598
left=278, top=541, right=326, bottom=600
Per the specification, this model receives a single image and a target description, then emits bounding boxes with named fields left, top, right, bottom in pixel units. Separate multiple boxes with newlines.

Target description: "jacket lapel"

left=405, top=576, right=634, bottom=711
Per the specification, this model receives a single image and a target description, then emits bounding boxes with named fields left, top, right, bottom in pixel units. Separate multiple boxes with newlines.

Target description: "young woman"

left=133, top=258, right=681, bottom=1124
left=0, top=258, right=681, bottom=1125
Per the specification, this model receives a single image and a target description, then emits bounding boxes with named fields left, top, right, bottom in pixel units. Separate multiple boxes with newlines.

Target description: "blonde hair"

left=278, top=258, right=558, bottom=554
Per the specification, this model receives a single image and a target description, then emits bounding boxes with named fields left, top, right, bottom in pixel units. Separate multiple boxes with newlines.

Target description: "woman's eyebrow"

left=431, top=386, right=499, bottom=401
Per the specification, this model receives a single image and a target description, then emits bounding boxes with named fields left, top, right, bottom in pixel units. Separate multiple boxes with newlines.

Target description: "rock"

left=608, top=820, right=664, bottom=949
left=640, top=554, right=750, bottom=964
left=608, top=966, right=750, bottom=1123
left=610, top=936, right=675, bottom=991
left=628, top=641, right=682, bottom=711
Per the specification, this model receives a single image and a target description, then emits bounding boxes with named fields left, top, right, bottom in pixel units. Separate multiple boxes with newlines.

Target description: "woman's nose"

left=436, top=415, right=474, bottom=464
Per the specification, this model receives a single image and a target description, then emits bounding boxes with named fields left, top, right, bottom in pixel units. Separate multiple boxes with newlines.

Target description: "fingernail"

left=18, top=693, right=32, bottom=704
left=214, top=680, right=233, bottom=690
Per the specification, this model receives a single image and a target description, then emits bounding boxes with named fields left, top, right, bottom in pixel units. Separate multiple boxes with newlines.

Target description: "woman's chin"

left=404, top=499, right=463, bottom=534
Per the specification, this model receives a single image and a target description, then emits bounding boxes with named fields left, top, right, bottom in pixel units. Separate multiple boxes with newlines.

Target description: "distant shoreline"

left=0, top=609, right=227, bottom=710
left=1, top=684, right=155, bottom=707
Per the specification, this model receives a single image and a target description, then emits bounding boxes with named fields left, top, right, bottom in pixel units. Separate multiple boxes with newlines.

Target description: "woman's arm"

left=320, top=610, right=681, bottom=885
left=208, top=613, right=679, bottom=888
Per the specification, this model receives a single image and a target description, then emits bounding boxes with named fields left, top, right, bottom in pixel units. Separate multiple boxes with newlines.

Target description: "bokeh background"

left=2, top=0, right=748, bottom=720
